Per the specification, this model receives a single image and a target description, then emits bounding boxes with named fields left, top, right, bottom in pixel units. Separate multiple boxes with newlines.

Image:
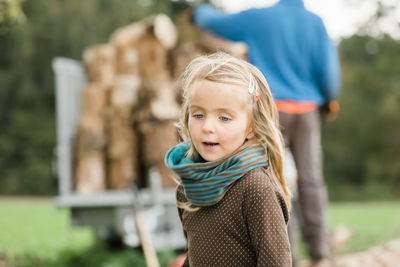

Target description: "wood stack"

left=74, top=12, right=248, bottom=194
left=75, top=44, right=115, bottom=194
left=171, top=9, right=247, bottom=79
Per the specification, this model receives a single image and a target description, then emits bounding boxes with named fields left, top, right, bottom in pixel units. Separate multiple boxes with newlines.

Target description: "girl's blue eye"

left=220, top=116, right=230, bottom=122
left=193, top=114, right=203, bottom=119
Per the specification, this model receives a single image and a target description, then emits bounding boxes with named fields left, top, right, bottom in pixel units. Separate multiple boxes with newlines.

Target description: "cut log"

left=110, top=21, right=147, bottom=48
left=75, top=150, right=106, bottom=194
left=75, top=83, right=109, bottom=194
left=111, top=76, right=141, bottom=114
left=135, top=81, right=179, bottom=122
left=175, top=9, right=248, bottom=60
left=110, top=14, right=176, bottom=77
left=108, top=115, right=138, bottom=189
left=114, top=45, right=141, bottom=76
left=136, top=34, right=171, bottom=81
left=107, top=76, right=141, bottom=189
left=83, top=44, right=116, bottom=85
left=149, top=83, right=180, bottom=121
left=170, top=43, right=202, bottom=79
left=153, top=14, right=177, bottom=50
left=110, top=22, right=145, bottom=76
left=80, top=83, right=110, bottom=119
left=157, top=163, right=178, bottom=188
left=139, top=120, right=178, bottom=163
left=139, top=120, right=178, bottom=188
left=110, top=14, right=177, bottom=50
left=198, top=32, right=248, bottom=59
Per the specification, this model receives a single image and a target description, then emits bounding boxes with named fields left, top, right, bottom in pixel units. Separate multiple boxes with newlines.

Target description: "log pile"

left=74, top=12, right=248, bottom=194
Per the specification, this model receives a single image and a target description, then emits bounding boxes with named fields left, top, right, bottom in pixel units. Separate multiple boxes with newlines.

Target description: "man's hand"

left=320, top=100, right=340, bottom=122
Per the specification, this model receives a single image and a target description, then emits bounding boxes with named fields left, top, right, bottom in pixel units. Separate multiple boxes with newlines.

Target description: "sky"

left=215, top=0, right=400, bottom=41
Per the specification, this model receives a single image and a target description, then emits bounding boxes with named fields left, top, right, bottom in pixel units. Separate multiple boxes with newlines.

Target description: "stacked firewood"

left=74, top=12, right=247, bottom=194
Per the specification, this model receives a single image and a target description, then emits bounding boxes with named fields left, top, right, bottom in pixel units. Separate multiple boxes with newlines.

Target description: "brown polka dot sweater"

left=176, top=167, right=292, bottom=267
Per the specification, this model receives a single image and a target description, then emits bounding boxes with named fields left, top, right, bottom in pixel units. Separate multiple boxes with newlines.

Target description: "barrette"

left=248, top=73, right=259, bottom=103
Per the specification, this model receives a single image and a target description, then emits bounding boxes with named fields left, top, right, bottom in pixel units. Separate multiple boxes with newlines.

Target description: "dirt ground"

left=298, top=239, right=400, bottom=267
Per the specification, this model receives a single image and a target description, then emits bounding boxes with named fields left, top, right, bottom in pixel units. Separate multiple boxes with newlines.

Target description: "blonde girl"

left=165, top=52, right=291, bottom=267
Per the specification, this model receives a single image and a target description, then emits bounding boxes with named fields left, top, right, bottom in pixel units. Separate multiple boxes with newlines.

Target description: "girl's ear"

left=246, top=128, right=255, bottom=139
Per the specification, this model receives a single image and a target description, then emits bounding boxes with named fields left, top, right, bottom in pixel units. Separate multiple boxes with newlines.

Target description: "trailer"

left=52, top=57, right=185, bottom=250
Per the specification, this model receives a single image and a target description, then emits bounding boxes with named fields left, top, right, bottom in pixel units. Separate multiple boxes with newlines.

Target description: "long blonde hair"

left=176, top=52, right=291, bottom=209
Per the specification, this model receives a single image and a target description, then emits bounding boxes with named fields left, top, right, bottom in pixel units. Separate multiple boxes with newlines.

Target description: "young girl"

left=165, top=52, right=291, bottom=266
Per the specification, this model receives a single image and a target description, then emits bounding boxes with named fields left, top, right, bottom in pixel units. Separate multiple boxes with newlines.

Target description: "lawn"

left=0, top=197, right=399, bottom=266
left=0, top=198, right=93, bottom=260
left=328, top=201, right=400, bottom=252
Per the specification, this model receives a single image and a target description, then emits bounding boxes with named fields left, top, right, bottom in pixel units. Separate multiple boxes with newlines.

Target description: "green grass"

left=0, top=197, right=399, bottom=266
left=296, top=201, right=400, bottom=259
left=328, top=201, right=400, bottom=252
left=0, top=197, right=171, bottom=267
left=0, top=197, right=95, bottom=265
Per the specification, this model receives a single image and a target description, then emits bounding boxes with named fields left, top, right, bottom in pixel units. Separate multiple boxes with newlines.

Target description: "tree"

left=323, top=34, right=400, bottom=200
left=0, top=0, right=26, bottom=33
left=0, top=0, right=192, bottom=195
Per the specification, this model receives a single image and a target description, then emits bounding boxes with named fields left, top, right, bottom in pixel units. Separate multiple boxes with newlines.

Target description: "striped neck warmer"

left=164, top=143, right=269, bottom=207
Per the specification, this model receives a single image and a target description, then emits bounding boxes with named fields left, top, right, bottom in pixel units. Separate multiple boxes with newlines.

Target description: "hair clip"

left=248, top=73, right=259, bottom=103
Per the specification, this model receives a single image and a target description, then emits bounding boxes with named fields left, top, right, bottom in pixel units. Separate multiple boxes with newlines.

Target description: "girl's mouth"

left=202, top=141, right=219, bottom=150
left=203, top=142, right=219, bottom=146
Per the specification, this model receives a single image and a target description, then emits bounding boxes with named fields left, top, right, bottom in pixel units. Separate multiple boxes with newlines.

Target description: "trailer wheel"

left=96, top=227, right=124, bottom=250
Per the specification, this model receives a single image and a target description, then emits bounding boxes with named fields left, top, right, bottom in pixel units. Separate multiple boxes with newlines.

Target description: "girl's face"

left=188, top=80, right=254, bottom=161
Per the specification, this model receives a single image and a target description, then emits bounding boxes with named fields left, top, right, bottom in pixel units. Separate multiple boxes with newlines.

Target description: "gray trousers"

left=279, top=110, right=329, bottom=261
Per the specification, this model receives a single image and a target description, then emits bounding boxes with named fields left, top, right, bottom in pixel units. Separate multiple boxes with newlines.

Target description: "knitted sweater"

left=176, top=167, right=291, bottom=266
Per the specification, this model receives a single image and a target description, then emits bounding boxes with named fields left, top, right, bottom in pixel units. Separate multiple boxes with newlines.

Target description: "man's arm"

left=312, top=17, right=341, bottom=103
left=193, top=4, right=247, bottom=42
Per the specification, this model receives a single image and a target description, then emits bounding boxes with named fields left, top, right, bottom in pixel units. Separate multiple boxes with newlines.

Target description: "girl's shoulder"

left=238, top=167, right=279, bottom=192
left=238, top=167, right=289, bottom=223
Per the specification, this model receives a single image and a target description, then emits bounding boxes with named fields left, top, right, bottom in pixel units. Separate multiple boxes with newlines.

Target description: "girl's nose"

left=202, top=117, right=215, bottom=133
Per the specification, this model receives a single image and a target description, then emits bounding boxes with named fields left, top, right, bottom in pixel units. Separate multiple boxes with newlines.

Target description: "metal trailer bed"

left=52, top=57, right=185, bottom=250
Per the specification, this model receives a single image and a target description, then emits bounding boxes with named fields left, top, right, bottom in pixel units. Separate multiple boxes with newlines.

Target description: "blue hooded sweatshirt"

left=193, top=0, right=341, bottom=105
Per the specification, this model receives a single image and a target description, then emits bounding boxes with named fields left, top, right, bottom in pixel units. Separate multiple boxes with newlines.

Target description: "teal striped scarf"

left=164, top=143, right=269, bottom=207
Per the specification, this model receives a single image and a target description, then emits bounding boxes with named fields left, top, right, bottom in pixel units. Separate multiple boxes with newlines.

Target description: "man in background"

left=192, top=0, right=341, bottom=265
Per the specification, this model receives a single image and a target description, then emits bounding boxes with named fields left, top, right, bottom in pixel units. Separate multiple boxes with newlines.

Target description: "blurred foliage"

left=323, top=34, right=400, bottom=200
left=0, top=0, right=191, bottom=195
left=0, top=0, right=26, bottom=33
left=7, top=247, right=179, bottom=267
left=347, top=0, right=400, bottom=39
left=0, top=0, right=399, bottom=199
